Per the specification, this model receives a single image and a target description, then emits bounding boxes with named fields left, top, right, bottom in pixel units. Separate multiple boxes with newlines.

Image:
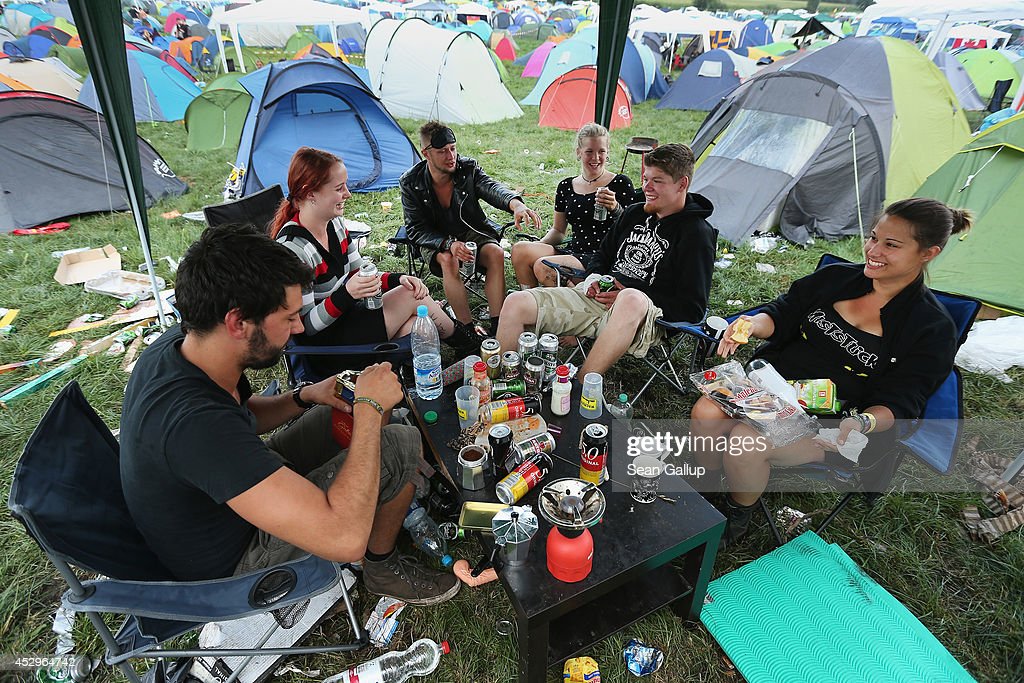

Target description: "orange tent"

left=494, top=36, right=516, bottom=62
left=169, top=36, right=203, bottom=64
left=538, top=66, right=631, bottom=131
left=292, top=42, right=350, bottom=62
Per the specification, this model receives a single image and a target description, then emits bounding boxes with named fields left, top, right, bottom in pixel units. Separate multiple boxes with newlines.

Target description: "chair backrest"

left=203, top=184, right=285, bottom=235
left=816, top=254, right=980, bottom=474
left=8, top=382, right=175, bottom=581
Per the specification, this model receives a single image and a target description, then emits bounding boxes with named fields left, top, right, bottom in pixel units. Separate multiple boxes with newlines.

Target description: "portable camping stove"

left=538, top=478, right=606, bottom=582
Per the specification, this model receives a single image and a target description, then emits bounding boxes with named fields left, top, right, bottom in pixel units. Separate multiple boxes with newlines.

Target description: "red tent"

left=538, top=66, right=631, bottom=130
left=494, top=35, right=516, bottom=61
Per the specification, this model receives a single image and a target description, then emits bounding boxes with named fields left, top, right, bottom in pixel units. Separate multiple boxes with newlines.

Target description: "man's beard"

left=243, top=324, right=284, bottom=370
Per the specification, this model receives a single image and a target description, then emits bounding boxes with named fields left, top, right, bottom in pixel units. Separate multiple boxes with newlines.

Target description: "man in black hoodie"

left=497, top=143, right=716, bottom=375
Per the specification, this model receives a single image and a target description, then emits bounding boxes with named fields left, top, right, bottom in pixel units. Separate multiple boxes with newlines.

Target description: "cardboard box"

left=54, top=245, right=121, bottom=285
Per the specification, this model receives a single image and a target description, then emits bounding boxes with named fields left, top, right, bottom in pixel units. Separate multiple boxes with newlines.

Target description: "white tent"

left=212, top=0, right=371, bottom=67
left=945, top=23, right=1011, bottom=46
left=364, top=17, right=522, bottom=124
left=857, top=0, right=1024, bottom=54
left=455, top=2, right=491, bottom=19
left=629, top=11, right=740, bottom=51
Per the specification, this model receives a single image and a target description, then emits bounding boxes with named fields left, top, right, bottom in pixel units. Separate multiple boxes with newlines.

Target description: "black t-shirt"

left=119, top=326, right=283, bottom=580
left=554, top=174, right=636, bottom=256
left=759, top=305, right=882, bottom=408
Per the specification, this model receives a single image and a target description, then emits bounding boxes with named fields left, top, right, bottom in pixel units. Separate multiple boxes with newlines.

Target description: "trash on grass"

left=160, top=210, right=182, bottom=219
left=623, top=639, right=664, bottom=676
left=750, top=234, right=778, bottom=254
left=564, top=656, right=601, bottom=682
left=755, top=263, right=777, bottom=274
left=54, top=245, right=120, bottom=285
left=84, top=270, right=165, bottom=300
left=364, top=596, right=407, bottom=647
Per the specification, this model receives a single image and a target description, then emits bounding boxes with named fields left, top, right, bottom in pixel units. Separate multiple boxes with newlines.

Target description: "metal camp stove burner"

left=537, top=478, right=606, bottom=532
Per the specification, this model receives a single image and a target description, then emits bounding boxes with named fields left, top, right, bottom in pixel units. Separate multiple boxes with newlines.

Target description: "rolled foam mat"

left=700, top=532, right=975, bottom=682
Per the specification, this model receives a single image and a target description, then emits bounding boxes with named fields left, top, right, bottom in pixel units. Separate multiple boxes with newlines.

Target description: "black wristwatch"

left=292, top=382, right=316, bottom=410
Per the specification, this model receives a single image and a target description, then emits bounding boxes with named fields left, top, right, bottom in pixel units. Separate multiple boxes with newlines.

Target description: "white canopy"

left=455, top=2, right=491, bottom=17
left=945, top=23, right=1011, bottom=41
left=213, top=0, right=371, bottom=65
left=629, top=11, right=740, bottom=51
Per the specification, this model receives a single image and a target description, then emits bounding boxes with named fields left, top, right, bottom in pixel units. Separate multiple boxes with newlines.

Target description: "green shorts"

left=528, top=284, right=666, bottom=358
left=234, top=406, right=420, bottom=575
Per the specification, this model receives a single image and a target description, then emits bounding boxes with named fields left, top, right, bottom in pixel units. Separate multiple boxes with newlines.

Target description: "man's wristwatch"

left=292, top=382, right=316, bottom=410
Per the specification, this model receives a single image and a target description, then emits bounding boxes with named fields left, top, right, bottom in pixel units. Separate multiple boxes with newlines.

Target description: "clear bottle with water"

left=411, top=305, right=442, bottom=400
left=403, top=506, right=453, bottom=567
left=607, top=393, right=634, bottom=420
left=324, top=638, right=450, bottom=683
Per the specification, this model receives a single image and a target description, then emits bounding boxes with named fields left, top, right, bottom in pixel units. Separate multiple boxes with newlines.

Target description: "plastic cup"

left=455, top=385, right=480, bottom=429
left=579, top=372, right=603, bottom=419
left=630, top=455, right=663, bottom=504
left=380, top=201, right=393, bottom=214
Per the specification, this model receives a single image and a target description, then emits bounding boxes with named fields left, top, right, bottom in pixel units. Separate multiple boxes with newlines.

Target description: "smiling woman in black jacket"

left=691, top=198, right=973, bottom=546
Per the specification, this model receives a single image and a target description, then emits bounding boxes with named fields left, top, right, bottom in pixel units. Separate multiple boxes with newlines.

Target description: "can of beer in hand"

left=491, top=378, right=527, bottom=399
left=501, top=351, right=521, bottom=380
left=579, top=423, right=609, bottom=485
left=480, top=338, right=501, bottom=365
left=539, top=333, right=559, bottom=385
left=598, top=275, right=616, bottom=292
left=359, top=261, right=384, bottom=309
left=460, top=241, right=478, bottom=278
left=488, top=423, right=514, bottom=474
left=524, top=355, right=545, bottom=395
left=593, top=196, right=608, bottom=222
left=517, top=331, right=538, bottom=360
left=486, top=353, right=502, bottom=380
left=496, top=452, right=553, bottom=505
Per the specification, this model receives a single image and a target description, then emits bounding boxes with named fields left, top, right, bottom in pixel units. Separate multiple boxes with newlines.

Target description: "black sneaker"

left=363, top=553, right=460, bottom=606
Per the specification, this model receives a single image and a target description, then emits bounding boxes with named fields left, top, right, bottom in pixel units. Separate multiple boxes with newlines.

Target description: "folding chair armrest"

left=63, top=555, right=344, bottom=623
left=388, top=225, right=412, bottom=245
left=656, top=318, right=715, bottom=343
left=285, top=336, right=412, bottom=358
left=539, top=259, right=588, bottom=282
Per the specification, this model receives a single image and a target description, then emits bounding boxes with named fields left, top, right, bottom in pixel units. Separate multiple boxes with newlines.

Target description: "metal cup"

left=457, top=445, right=489, bottom=491
left=703, top=315, right=729, bottom=340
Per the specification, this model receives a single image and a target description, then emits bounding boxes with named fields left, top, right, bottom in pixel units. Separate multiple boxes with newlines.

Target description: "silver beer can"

left=460, top=241, right=478, bottom=278
left=539, top=333, right=559, bottom=384
left=517, top=331, right=538, bottom=359
left=500, top=351, right=521, bottom=380
left=524, top=355, right=545, bottom=395
left=359, top=261, right=383, bottom=310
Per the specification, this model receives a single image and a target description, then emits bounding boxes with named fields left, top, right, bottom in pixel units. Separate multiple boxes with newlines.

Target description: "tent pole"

left=330, top=22, right=339, bottom=54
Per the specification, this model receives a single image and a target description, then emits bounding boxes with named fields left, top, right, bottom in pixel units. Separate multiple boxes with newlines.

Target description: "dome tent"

left=657, top=48, right=758, bottom=111
left=539, top=66, right=631, bottom=131
left=690, top=37, right=970, bottom=245
left=233, top=58, right=419, bottom=197
left=79, top=50, right=200, bottom=122
left=365, top=18, right=522, bottom=124
left=184, top=72, right=250, bottom=151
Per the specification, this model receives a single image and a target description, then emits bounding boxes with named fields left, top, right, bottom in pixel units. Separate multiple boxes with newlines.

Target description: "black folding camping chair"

left=8, top=382, right=367, bottom=683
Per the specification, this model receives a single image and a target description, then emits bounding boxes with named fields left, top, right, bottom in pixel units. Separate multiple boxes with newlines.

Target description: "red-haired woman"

left=271, top=147, right=479, bottom=377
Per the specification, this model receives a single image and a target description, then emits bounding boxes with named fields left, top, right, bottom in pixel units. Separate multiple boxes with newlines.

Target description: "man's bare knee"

left=501, top=291, right=534, bottom=320
left=612, top=288, right=649, bottom=319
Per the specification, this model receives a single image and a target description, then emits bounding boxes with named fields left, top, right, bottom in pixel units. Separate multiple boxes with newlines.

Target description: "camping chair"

left=988, top=79, right=1014, bottom=113
left=535, top=255, right=713, bottom=403
left=7, top=382, right=367, bottom=683
left=675, top=254, right=981, bottom=546
left=202, top=184, right=284, bottom=233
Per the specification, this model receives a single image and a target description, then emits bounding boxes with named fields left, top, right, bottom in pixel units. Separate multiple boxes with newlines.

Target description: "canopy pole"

left=849, top=127, right=865, bottom=245
left=216, top=22, right=228, bottom=73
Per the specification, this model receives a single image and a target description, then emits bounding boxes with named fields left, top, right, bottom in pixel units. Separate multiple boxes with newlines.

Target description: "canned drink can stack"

left=524, top=355, right=545, bottom=395
left=501, top=351, right=521, bottom=380
left=460, top=241, right=478, bottom=278
left=496, top=452, right=553, bottom=505
left=517, top=331, right=538, bottom=360
left=491, top=379, right=527, bottom=399
left=598, top=275, right=616, bottom=292
left=488, top=424, right=514, bottom=474
left=539, top=333, right=559, bottom=385
left=360, top=261, right=384, bottom=310
left=579, top=423, right=609, bottom=485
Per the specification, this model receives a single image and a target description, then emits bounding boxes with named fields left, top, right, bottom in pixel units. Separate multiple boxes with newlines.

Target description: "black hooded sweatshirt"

left=587, top=193, right=716, bottom=324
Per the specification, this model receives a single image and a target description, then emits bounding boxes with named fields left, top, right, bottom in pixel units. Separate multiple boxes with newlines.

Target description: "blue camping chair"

left=675, top=253, right=981, bottom=545
left=8, top=382, right=367, bottom=683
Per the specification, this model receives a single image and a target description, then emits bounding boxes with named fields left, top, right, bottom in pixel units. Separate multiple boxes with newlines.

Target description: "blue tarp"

left=234, top=58, right=419, bottom=196
left=79, top=49, right=201, bottom=121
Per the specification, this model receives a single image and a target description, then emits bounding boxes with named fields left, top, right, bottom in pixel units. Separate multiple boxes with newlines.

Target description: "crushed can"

left=623, top=639, right=664, bottom=677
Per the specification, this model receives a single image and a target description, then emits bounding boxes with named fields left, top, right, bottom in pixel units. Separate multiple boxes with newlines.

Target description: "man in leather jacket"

left=401, top=122, right=541, bottom=334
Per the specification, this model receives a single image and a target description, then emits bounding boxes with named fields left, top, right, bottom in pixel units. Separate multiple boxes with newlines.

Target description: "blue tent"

left=868, top=17, right=918, bottom=41
left=2, top=34, right=56, bottom=58
left=79, top=50, right=201, bottom=121
left=738, top=19, right=770, bottom=47
left=234, top=58, right=419, bottom=196
left=513, top=8, right=541, bottom=26
left=523, top=33, right=654, bottom=105
left=656, top=48, right=758, bottom=111
left=635, top=39, right=668, bottom=100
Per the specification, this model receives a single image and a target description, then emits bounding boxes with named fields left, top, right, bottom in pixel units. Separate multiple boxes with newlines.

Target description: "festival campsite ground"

left=0, top=42, right=1021, bottom=683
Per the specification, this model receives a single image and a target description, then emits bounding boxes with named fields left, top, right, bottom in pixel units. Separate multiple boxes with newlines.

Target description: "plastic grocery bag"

left=955, top=317, right=1024, bottom=383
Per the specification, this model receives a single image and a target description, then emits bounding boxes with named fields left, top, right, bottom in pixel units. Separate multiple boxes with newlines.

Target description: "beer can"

left=579, top=423, right=609, bottom=485
left=524, top=355, right=545, bottom=395
left=461, top=241, right=478, bottom=278
left=486, top=353, right=502, bottom=380
left=514, top=431, right=556, bottom=461
left=517, top=331, right=538, bottom=360
left=480, top=396, right=541, bottom=424
left=334, top=370, right=358, bottom=403
left=598, top=275, right=615, bottom=292
left=491, top=379, right=527, bottom=400
left=360, top=261, right=384, bottom=310
left=496, top=452, right=552, bottom=505
left=480, top=338, right=501, bottom=365
left=488, top=423, right=514, bottom=474
left=501, top=351, right=521, bottom=380
left=539, top=333, right=559, bottom=384
left=593, top=202, right=608, bottom=222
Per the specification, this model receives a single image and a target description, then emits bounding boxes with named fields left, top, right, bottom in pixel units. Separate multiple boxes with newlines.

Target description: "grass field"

left=1, top=40, right=1023, bottom=683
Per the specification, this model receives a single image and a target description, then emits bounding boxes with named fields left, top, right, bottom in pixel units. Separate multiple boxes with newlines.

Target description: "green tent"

left=956, top=48, right=1020, bottom=101
left=489, top=49, right=507, bottom=82
left=284, top=29, right=319, bottom=55
left=916, top=112, right=1024, bottom=314
left=216, top=45, right=264, bottom=76
left=184, top=72, right=250, bottom=151
left=760, top=40, right=801, bottom=56
left=47, top=44, right=90, bottom=78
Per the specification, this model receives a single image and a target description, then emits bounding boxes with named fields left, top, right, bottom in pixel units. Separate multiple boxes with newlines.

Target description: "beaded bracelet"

left=353, top=396, right=384, bottom=416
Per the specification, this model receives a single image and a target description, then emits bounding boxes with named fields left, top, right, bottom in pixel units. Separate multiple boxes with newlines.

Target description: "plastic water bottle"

left=607, top=393, right=634, bottom=420
left=412, top=305, right=442, bottom=400
left=403, top=506, right=453, bottom=567
left=324, top=638, right=450, bottom=683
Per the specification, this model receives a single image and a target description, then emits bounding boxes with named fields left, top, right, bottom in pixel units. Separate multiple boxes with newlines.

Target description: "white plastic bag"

left=955, top=317, right=1024, bottom=383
